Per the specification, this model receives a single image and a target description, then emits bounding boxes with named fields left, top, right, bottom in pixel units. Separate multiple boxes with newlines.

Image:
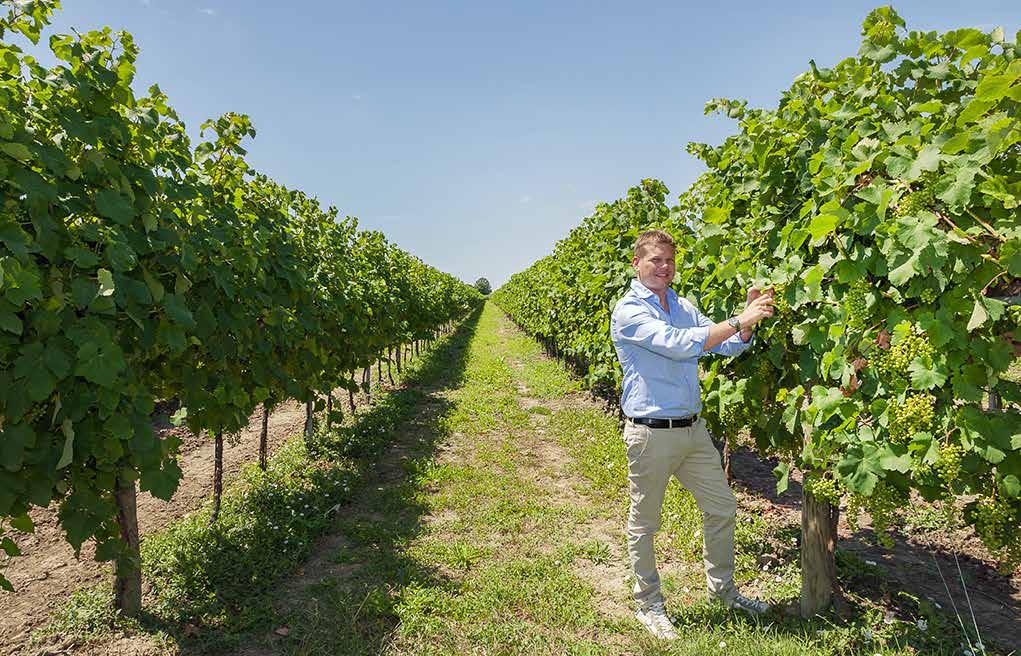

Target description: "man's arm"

left=696, top=307, right=753, bottom=356
left=691, top=291, right=775, bottom=356
left=611, top=300, right=711, bottom=360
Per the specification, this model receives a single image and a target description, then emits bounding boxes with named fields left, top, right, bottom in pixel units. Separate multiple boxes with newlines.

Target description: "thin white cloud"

left=199, top=8, right=216, bottom=16
left=352, top=94, right=363, bottom=101
left=519, top=195, right=531, bottom=204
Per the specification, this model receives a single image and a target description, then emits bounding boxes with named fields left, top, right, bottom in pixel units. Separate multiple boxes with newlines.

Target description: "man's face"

left=632, top=243, right=676, bottom=293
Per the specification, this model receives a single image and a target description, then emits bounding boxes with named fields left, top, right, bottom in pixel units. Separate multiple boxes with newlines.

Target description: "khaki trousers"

left=623, top=417, right=737, bottom=609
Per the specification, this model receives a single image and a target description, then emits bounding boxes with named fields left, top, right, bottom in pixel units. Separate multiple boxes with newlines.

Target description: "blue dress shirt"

left=610, top=279, right=751, bottom=419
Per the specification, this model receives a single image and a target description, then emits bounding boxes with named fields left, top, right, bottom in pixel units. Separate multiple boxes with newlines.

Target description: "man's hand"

left=737, top=292, right=774, bottom=329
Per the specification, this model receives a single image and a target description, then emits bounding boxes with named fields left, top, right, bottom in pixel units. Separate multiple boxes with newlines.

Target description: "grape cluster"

left=888, top=393, right=935, bottom=442
left=933, top=441, right=964, bottom=484
left=844, top=278, right=872, bottom=330
left=804, top=473, right=842, bottom=506
left=893, top=176, right=939, bottom=219
left=874, top=326, right=935, bottom=385
left=918, top=287, right=938, bottom=305
left=720, top=401, right=752, bottom=433
left=768, top=285, right=796, bottom=339
left=846, top=481, right=906, bottom=548
left=971, top=496, right=1021, bottom=564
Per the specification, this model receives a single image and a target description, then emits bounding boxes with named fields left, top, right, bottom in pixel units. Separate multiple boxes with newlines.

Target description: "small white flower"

left=718, top=641, right=727, bottom=648
left=865, top=560, right=877, bottom=566
left=862, top=629, right=873, bottom=641
left=916, top=619, right=928, bottom=632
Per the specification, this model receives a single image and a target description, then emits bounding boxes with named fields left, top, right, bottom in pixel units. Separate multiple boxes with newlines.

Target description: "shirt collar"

left=630, top=278, right=677, bottom=303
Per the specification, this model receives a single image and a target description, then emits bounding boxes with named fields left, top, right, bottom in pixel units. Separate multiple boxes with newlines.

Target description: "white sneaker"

left=635, top=602, right=678, bottom=640
left=724, top=593, right=770, bottom=616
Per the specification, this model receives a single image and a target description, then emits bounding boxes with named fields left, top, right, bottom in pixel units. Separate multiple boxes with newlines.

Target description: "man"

left=610, top=229, right=775, bottom=640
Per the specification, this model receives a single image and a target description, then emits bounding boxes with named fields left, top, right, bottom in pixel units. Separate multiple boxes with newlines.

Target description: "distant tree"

left=474, top=277, right=492, bottom=295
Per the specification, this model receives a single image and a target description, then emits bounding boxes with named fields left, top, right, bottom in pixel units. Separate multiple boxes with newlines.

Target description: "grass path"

left=240, top=303, right=913, bottom=656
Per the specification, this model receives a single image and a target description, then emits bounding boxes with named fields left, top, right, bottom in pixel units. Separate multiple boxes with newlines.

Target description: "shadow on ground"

left=119, top=308, right=482, bottom=656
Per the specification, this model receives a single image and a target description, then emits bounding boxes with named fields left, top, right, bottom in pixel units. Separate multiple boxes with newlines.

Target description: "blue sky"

left=24, top=1, right=1021, bottom=286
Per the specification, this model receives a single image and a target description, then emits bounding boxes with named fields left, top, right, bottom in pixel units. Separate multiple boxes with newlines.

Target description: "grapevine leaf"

left=908, top=356, right=948, bottom=389
left=94, top=189, right=134, bottom=225
left=0, top=309, right=22, bottom=335
left=75, top=337, right=126, bottom=388
left=809, top=214, right=840, bottom=241
left=142, top=268, right=165, bottom=302
left=26, top=366, right=55, bottom=402
left=966, top=299, right=988, bottom=331
left=936, top=166, right=978, bottom=211
left=836, top=444, right=881, bottom=495
left=906, top=145, right=942, bottom=181
left=56, top=419, right=74, bottom=469
left=0, top=424, right=34, bottom=472
left=1, top=142, right=32, bottom=161
left=97, top=269, right=115, bottom=297
left=773, top=461, right=790, bottom=495
left=64, top=246, right=99, bottom=268
left=163, top=293, right=195, bottom=328
left=878, top=444, right=913, bottom=473
left=1001, top=475, right=1021, bottom=498
left=0, top=537, right=20, bottom=557
left=9, top=513, right=33, bottom=534
left=139, top=459, right=182, bottom=501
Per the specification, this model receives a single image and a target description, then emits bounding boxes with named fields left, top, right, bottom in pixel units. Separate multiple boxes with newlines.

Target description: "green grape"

left=844, top=278, right=872, bottom=330
left=846, top=481, right=906, bottom=548
left=720, top=401, right=752, bottom=433
left=874, top=325, right=935, bottom=386
left=894, top=177, right=939, bottom=218
left=888, top=393, right=935, bottom=442
left=933, top=441, right=964, bottom=484
left=918, top=287, right=938, bottom=305
left=804, top=473, right=841, bottom=506
left=970, top=496, right=1021, bottom=565
left=768, top=284, right=796, bottom=339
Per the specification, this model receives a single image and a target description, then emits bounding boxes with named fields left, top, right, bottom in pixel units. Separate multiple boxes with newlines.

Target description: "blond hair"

left=633, top=229, right=676, bottom=258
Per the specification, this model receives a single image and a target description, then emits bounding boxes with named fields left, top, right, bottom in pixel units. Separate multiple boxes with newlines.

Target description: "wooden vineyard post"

left=800, top=484, right=839, bottom=616
left=304, top=399, right=315, bottom=441
left=113, top=474, right=142, bottom=616
left=211, top=431, right=224, bottom=524
left=326, top=393, right=334, bottom=430
left=259, top=402, right=269, bottom=471
left=722, top=434, right=732, bottom=482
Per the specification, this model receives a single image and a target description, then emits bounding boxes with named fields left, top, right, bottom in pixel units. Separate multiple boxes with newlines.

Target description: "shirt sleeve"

left=693, top=304, right=753, bottom=357
left=611, top=298, right=709, bottom=361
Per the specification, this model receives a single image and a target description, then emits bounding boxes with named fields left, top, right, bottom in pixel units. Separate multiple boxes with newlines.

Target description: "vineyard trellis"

left=495, top=8, right=1021, bottom=616
left=0, top=0, right=482, bottom=615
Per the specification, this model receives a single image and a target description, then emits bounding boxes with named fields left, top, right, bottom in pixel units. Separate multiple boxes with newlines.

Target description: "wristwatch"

left=727, top=316, right=742, bottom=332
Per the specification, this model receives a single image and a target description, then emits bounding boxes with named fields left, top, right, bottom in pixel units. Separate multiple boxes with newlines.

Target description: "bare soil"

left=0, top=388, right=356, bottom=655
left=729, top=445, right=1021, bottom=651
